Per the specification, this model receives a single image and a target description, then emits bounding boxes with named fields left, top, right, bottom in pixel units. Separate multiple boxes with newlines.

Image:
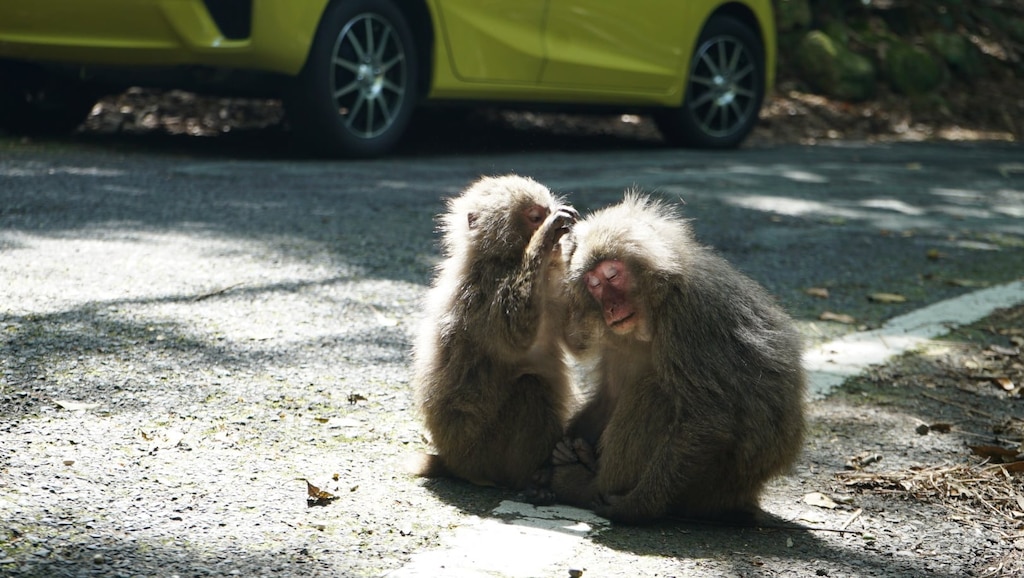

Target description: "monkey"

left=411, top=174, right=578, bottom=490
left=546, top=192, right=806, bottom=524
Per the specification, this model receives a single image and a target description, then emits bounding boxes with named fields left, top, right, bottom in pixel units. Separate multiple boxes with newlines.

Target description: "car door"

left=434, top=0, right=548, bottom=83
left=540, top=0, right=694, bottom=93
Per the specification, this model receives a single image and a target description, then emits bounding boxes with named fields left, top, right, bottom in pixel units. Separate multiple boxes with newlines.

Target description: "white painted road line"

left=391, top=281, right=1024, bottom=577
left=805, top=280, right=1024, bottom=398
left=386, top=501, right=608, bottom=578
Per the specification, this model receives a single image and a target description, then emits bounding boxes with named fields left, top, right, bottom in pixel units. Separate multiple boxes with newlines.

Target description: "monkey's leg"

left=482, top=374, right=566, bottom=489
left=548, top=462, right=601, bottom=509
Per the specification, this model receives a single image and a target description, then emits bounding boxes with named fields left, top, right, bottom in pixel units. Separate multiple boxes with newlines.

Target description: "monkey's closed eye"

left=525, top=204, right=547, bottom=225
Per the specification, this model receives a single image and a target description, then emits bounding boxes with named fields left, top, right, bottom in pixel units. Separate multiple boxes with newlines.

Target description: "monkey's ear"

left=467, top=212, right=479, bottom=230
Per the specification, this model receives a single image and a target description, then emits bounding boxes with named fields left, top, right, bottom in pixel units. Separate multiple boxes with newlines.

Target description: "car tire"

left=0, top=62, right=98, bottom=136
left=284, top=0, right=419, bottom=158
left=655, top=15, right=765, bottom=149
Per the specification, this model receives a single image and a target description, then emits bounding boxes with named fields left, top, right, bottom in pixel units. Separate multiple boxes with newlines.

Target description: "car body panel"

left=433, top=0, right=547, bottom=83
left=541, top=1, right=691, bottom=94
left=0, top=0, right=326, bottom=74
left=427, top=0, right=775, bottom=106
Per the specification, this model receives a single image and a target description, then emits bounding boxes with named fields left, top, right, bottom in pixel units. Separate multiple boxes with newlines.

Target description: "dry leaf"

left=868, top=292, right=907, bottom=304
left=929, top=423, right=952, bottom=433
left=926, top=249, right=946, bottom=260
left=988, top=345, right=1020, bottom=357
left=305, top=479, right=338, bottom=507
left=846, top=452, right=883, bottom=470
left=54, top=400, right=100, bottom=411
left=805, top=287, right=830, bottom=299
left=348, top=393, right=368, bottom=404
left=820, top=311, right=856, bottom=324
left=945, top=278, right=988, bottom=288
left=997, top=162, right=1024, bottom=177
left=969, top=445, right=1019, bottom=462
left=906, top=162, right=923, bottom=170
left=1004, top=461, right=1024, bottom=473
left=803, top=492, right=838, bottom=509
left=993, top=377, right=1015, bottom=392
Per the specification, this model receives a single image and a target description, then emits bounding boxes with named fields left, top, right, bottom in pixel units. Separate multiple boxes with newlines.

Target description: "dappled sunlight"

left=724, top=164, right=831, bottom=184
left=0, top=164, right=126, bottom=178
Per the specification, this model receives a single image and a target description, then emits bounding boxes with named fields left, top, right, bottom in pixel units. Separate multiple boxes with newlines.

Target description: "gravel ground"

left=2, top=143, right=1022, bottom=577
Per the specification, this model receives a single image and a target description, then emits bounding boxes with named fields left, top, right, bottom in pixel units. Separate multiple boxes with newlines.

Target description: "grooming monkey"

left=548, top=193, right=806, bottom=524
left=412, top=175, right=578, bottom=489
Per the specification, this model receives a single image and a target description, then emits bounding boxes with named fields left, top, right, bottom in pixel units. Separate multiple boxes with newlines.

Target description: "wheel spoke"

left=382, top=78, right=404, bottom=97
left=332, top=55, right=360, bottom=74
left=726, top=41, right=742, bottom=74
left=380, top=53, right=404, bottom=74
left=346, top=27, right=367, bottom=62
left=699, top=52, right=721, bottom=77
left=345, top=93, right=366, bottom=129
left=364, top=18, right=375, bottom=61
left=701, top=105, right=719, bottom=132
left=689, top=74, right=716, bottom=88
left=734, top=86, right=755, bottom=99
left=365, top=96, right=376, bottom=135
left=732, top=64, right=754, bottom=83
left=334, top=79, right=360, bottom=99
left=374, top=27, right=393, bottom=62
left=690, top=90, right=717, bottom=109
left=377, top=94, right=395, bottom=125
left=728, top=100, right=745, bottom=125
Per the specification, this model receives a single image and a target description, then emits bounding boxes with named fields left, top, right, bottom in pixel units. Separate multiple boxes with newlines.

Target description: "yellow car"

left=0, top=0, right=775, bottom=157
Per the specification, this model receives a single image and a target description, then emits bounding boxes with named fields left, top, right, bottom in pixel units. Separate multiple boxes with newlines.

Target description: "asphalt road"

left=2, top=132, right=1023, bottom=577
left=3, top=135, right=1022, bottom=338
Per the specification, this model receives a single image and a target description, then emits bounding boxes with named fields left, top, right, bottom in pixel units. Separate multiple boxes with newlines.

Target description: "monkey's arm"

left=593, top=426, right=685, bottom=524
left=491, top=206, right=576, bottom=350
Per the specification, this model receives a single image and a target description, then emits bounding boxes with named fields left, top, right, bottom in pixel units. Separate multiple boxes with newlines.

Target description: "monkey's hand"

left=538, top=205, right=579, bottom=252
left=593, top=493, right=657, bottom=525
left=552, top=437, right=597, bottom=472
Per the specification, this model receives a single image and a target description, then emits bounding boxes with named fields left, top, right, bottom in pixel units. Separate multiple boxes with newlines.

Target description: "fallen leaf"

left=988, top=345, right=1020, bottom=357
left=969, top=445, right=1019, bottom=462
left=945, top=278, right=989, bottom=288
left=929, top=423, right=953, bottom=433
left=868, top=292, right=907, bottom=304
left=993, top=377, right=1016, bottom=392
left=54, top=400, right=100, bottom=411
left=820, top=311, right=856, bottom=324
left=846, top=452, right=883, bottom=470
left=305, top=479, right=338, bottom=507
left=1003, top=462, right=1024, bottom=473
left=926, top=249, right=945, bottom=260
left=805, top=287, right=830, bottom=299
left=803, top=492, right=838, bottom=509
left=997, top=162, right=1024, bottom=177
left=348, top=393, right=367, bottom=404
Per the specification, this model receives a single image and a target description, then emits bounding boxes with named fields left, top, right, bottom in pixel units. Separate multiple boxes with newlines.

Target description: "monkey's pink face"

left=523, top=203, right=548, bottom=233
left=584, top=259, right=640, bottom=335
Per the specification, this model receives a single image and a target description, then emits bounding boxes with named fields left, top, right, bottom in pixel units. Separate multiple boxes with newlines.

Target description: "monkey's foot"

left=523, top=485, right=557, bottom=506
left=553, top=437, right=598, bottom=473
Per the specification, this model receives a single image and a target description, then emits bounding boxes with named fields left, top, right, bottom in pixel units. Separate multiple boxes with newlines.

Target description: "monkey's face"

left=583, top=259, right=645, bottom=338
left=522, top=203, right=548, bottom=234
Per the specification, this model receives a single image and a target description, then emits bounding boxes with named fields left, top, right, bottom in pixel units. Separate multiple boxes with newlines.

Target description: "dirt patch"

left=823, top=304, right=1024, bottom=576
